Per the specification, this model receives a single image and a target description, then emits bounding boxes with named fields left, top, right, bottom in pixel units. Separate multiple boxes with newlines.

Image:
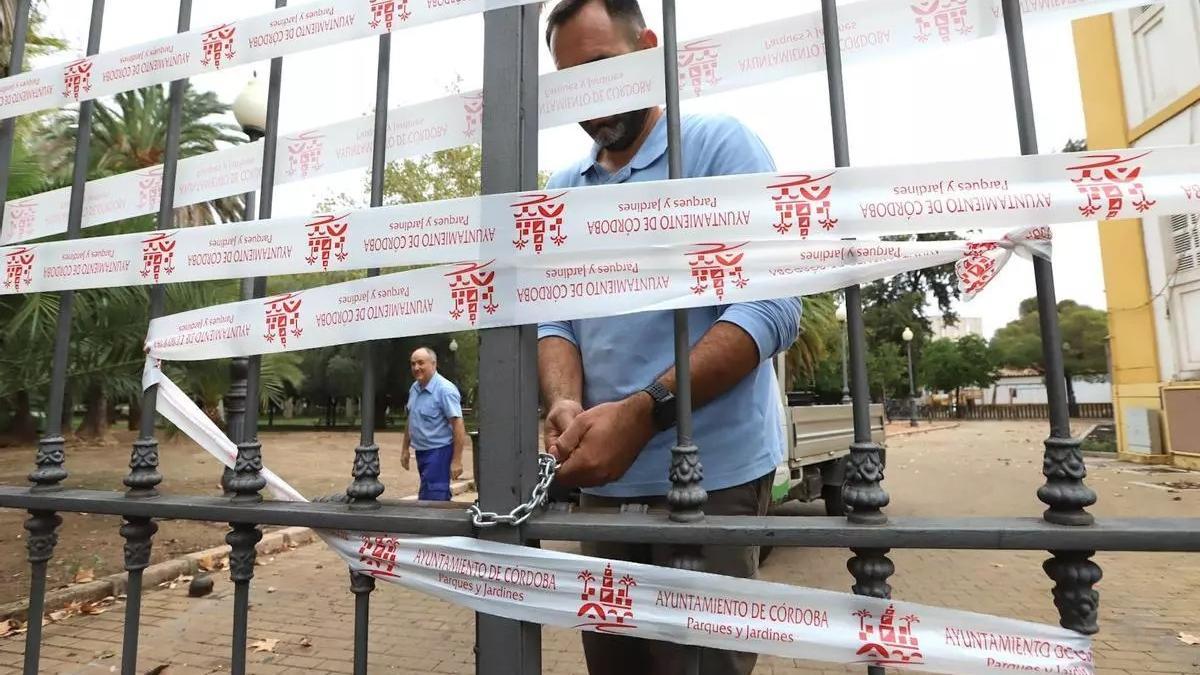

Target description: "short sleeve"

left=440, top=384, right=463, bottom=419
left=538, top=320, right=578, bottom=346
left=717, top=297, right=803, bottom=361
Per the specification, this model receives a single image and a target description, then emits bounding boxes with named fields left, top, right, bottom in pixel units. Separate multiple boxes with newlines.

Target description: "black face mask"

left=580, top=107, right=652, bottom=152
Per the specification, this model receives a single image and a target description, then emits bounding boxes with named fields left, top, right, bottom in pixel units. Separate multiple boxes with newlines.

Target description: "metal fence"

left=0, top=1, right=1197, bottom=675
left=924, top=403, right=1114, bottom=421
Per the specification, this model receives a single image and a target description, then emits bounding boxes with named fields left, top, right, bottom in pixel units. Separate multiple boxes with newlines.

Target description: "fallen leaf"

left=299, top=637, right=312, bottom=648
left=266, top=587, right=276, bottom=593
left=1179, top=632, right=1200, bottom=646
left=80, top=601, right=108, bottom=616
left=0, top=619, right=25, bottom=637
left=96, top=650, right=115, bottom=659
left=250, top=637, right=279, bottom=653
left=74, top=568, right=95, bottom=584
left=47, top=609, right=69, bottom=622
left=143, top=665, right=169, bottom=675
left=991, top=563, right=1004, bottom=568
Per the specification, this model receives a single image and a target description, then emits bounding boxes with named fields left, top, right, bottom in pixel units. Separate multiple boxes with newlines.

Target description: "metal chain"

left=468, top=453, right=558, bottom=528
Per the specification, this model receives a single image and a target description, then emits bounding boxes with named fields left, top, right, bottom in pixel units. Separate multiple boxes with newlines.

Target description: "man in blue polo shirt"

left=401, top=347, right=465, bottom=501
left=539, top=1, right=801, bottom=674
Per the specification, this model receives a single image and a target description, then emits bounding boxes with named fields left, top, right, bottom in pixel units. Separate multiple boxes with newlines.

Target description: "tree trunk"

left=127, top=395, right=141, bottom=431
left=374, top=393, right=389, bottom=430
left=76, top=384, right=110, bottom=442
left=9, top=391, right=37, bottom=441
left=955, top=387, right=962, bottom=419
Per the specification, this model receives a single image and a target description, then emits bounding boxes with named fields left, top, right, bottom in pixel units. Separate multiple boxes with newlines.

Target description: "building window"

left=1130, top=3, right=1176, bottom=111
left=1169, top=213, right=1200, bottom=281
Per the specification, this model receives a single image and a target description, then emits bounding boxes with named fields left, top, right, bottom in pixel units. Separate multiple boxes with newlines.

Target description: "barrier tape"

left=0, top=0, right=1152, bottom=245
left=141, top=227, right=1048, bottom=361
left=1, top=144, right=1196, bottom=297
left=140, top=329, right=1094, bottom=675
left=0, top=0, right=542, bottom=121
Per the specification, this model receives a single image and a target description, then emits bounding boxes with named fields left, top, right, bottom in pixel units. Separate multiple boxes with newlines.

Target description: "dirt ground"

left=0, top=428, right=473, bottom=605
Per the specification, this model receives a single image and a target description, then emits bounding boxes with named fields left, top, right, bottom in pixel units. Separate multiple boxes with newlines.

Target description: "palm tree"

left=0, top=0, right=67, bottom=78
left=37, top=84, right=247, bottom=227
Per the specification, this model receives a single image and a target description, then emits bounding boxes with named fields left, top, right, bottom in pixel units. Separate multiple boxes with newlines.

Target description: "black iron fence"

left=0, top=2, right=1197, bottom=675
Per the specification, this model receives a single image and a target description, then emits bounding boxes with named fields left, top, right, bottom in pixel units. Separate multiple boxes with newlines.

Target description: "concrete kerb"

left=0, top=477, right=474, bottom=622
left=888, top=422, right=959, bottom=437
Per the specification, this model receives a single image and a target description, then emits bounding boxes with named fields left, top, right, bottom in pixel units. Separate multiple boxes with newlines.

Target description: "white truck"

left=769, top=356, right=887, bottom=517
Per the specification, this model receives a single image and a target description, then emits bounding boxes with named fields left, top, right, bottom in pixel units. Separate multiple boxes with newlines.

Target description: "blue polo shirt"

left=538, top=112, right=802, bottom=498
left=406, top=372, right=462, bottom=451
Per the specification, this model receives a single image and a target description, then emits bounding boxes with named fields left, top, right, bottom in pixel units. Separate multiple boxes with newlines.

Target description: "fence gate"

left=0, top=1, right=1198, bottom=674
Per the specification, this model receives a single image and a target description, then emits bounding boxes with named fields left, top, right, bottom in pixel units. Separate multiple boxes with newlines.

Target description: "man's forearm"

left=538, top=336, right=584, bottom=406
left=452, top=420, right=466, bottom=462
left=655, top=321, right=761, bottom=410
left=402, top=428, right=410, bottom=452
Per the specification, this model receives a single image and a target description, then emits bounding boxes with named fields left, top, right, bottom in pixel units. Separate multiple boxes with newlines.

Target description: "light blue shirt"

left=538, top=112, right=802, bottom=498
left=406, top=372, right=463, bottom=451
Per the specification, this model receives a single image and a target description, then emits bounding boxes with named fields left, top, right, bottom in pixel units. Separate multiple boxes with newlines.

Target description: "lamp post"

left=902, top=327, right=918, bottom=427
left=447, top=337, right=459, bottom=385
left=836, top=303, right=850, bottom=404
left=221, top=76, right=267, bottom=494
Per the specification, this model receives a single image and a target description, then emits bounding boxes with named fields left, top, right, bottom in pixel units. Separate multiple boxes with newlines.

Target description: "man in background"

left=401, top=347, right=466, bottom=501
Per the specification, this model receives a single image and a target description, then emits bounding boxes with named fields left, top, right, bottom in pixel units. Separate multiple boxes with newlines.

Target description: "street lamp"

left=835, top=303, right=850, bottom=404
left=447, top=337, right=459, bottom=384
left=902, top=326, right=918, bottom=427
left=221, top=76, right=268, bottom=494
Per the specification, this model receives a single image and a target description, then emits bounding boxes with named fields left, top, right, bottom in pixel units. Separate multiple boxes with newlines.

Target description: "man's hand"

left=400, top=449, right=411, bottom=471
left=450, top=458, right=463, bottom=480
left=553, top=394, right=656, bottom=487
left=544, top=399, right=583, bottom=459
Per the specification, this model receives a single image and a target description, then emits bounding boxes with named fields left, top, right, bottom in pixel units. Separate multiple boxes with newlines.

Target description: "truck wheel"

left=822, top=483, right=846, bottom=516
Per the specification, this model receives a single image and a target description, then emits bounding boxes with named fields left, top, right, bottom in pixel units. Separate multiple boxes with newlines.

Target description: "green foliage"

left=990, top=298, right=1109, bottom=376
left=920, top=334, right=997, bottom=396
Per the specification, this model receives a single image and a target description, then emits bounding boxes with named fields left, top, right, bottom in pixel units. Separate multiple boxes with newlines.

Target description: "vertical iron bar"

left=350, top=571, right=375, bottom=675
left=999, top=0, right=1101, bottom=636
left=475, top=5, right=541, bottom=674
left=118, top=519, right=157, bottom=675
left=0, top=0, right=31, bottom=230
left=346, top=32, right=390, bottom=510
left=227, top=4, right=282, bottom=671
left=127, top=0, right=191, bottom=499
left=820, top=4, right=891, bottom=672
left=227, top=523, right=261, bottom=675
left=999, top=0, right=1096, bottom=528
left=22, top=511, right=60, bottom=675
left=29, top=0, right=105, bottom=492
left=24, top=6, right=103, bottom=670
left=222, top=178, right=260, bottom=495
left=231, top=0, right=286, bottom=503
left=120, top=7, right=190, bottom=672
left=343, top=29, right=391, bottom=675
left=662, top=3, right=703, bottom=673
left=840, top=325, right=850, bottom=404
left=820, top=0, right=888, bottom=527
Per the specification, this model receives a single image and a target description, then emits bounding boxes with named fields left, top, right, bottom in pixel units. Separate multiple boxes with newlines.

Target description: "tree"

left=920, top=335, right=997, bottom=416
left=991, top=297, right=1108, bottom=415
left=0, top=1, right=65, bottom=79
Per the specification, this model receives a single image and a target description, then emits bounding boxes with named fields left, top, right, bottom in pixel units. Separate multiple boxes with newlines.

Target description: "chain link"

left=468, top=453, right=558, bottom=528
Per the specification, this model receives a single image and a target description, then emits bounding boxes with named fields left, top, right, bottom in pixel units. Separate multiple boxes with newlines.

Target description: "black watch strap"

left=641, top=381, right=677, bottom=432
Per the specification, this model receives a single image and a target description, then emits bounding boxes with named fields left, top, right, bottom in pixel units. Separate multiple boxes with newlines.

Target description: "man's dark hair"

left=544, top=0, right=647, bottom=48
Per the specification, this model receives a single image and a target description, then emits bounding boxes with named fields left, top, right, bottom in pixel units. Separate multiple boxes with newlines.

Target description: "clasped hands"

left=544, top=394, right=656, bottom=487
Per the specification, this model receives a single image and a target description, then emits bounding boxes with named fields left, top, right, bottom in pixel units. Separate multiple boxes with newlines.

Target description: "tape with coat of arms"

left=1, top=143, right=1195, bottom=297
left=0, top=0, right=1155, bottom=245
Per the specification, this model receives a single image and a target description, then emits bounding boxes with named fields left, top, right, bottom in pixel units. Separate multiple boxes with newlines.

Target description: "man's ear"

left=638, top=27, right=658, bottom=50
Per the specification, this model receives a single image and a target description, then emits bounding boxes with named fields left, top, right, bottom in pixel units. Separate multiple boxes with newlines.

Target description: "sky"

left=37, top=0, right=1110, bottom=338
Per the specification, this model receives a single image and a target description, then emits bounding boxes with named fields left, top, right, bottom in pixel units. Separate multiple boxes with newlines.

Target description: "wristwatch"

left=640, top=381, right=677, bottom=432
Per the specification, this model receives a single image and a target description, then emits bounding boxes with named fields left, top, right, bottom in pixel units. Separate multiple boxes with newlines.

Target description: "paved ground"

left=1, top=420, right=1198, bottom=674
